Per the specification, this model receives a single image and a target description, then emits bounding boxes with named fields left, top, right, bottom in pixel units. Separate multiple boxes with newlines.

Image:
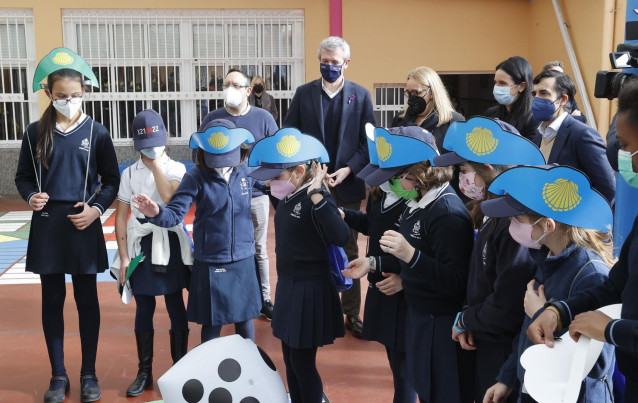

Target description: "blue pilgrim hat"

left=247, top=127, right=329, bottom=180
left=362, top=126, right=439, bottom=186
left=480, top=165, right=612, bottom=232
left=189, top=119, right=255, bottom=168
left=432, top=117, right=546, bottom=167
left=356, top=123, right=381, bottom=181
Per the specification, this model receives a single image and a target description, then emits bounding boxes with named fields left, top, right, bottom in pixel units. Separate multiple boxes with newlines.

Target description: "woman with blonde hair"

left=392, top=66, right=465, bottom=152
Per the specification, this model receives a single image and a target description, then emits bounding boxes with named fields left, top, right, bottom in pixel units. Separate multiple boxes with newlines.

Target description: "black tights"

left=40, top=274, right=100, bottom=377
left=133, top=292, right=187, bottom=333
left=281, top=341, right=323, bottom=403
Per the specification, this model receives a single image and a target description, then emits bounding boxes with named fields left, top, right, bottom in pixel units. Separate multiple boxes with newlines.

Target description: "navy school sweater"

left=384, top=185, right=474, bottom=315
left=274, top=186, right=350, bottom=277
left=15, top=117, right=120, bottom=214
left=556, top=214, right=638, bottom=383
left=460, top=217, right=537, bottom=343
left=343, top=193, right=407, bottom=284
left=147, top=164, right=255, bottom=264
left=497, top=244, right=614, bottom=401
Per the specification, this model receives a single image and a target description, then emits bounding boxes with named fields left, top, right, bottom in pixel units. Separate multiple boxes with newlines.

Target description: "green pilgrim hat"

left=32, top=47, right=99, bottom=92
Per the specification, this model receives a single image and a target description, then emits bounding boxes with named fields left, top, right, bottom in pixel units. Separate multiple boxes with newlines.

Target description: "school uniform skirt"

left=187, top=256, right=261, bottom=326
left=129, top=232, right=190, bottom=296
left=362, top=284, right=408, bottom=351
left=26, top=201, right=108, bottom=275
left=405, top=308, right=467, bottom=402
left=272, top=272, right=345, bottom=349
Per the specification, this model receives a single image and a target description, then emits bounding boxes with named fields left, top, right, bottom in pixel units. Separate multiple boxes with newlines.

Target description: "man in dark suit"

left=284, top=36, right=376, bottom=338
left=531, top=69, right=615, bottom=204
left=542, top=61, right=587, bottom=124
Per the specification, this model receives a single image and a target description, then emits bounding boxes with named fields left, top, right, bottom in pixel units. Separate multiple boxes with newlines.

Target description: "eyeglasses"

left=222, top=83, right=248, bottom=90
left=404, top=87, right=430, bottom=98
left=50, top=96, right=83, bottom=106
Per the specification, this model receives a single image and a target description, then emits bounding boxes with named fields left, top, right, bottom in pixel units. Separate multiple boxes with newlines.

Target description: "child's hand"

left=29, top=192, right=49, bottom=211
left=342, top=257, right=370, bottom=279
left=67, top=202, right=100, bottom=230
left=132, top=194, right=160, bottom=218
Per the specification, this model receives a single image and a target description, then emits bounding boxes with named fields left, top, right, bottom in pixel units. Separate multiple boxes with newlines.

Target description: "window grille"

left=373, top=84, right=406, bottom=128
left=0, top=9, right=36, bottom=145
left=62, top=9, right=304, bottom=144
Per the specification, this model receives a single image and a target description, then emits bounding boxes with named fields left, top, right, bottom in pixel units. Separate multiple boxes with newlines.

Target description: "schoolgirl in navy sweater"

left=15, top=48, right=120, bottom=402
left=481, top=166, right=615, bottom=403
left=133, top=119, right=261, bottom=345
left=114, top=109, right=192, bottom=396
left=432, top=117, right=545, bottom=402
left=347, top=126, right=474, bottom=402
left=526, top=80, right=638, bottom=402
left=248, top=128, right=350, bottom=403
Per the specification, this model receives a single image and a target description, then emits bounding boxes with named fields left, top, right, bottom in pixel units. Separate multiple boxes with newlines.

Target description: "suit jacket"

left=283, top=78, right=376, bottom=203
left=248, top=91, right=278, bottom=123
left=534, top=114, right=616, bottom=204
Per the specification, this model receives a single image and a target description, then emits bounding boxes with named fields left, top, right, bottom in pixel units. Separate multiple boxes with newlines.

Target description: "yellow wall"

left=4, top=0, right=625, bottom=133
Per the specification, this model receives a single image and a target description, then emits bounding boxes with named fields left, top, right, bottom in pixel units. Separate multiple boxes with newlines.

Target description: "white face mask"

left=223, top=87, right=243, bottom=108
left=140, top=146, right=165, bottom=160
left=53, top=101, right=82, bottom=120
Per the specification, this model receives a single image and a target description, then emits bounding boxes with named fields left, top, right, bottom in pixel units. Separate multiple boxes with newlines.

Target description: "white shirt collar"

left=406, top=183, right=448, bottom=212
left=380, top=181, right=402, bottom=208
left=537, top=111, right=568, bottom=141
left=215, top=166, right=233, bottom=182
left=322, top=78, right=345, bottom=99
left=55, top=112, right=87, bottom=133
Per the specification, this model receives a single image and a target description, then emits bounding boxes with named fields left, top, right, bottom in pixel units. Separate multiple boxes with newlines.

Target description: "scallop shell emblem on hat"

left=542, top=178, right=582, bottom=212
left=52, top=51, right=74, bottom=66
left=466, top=127, right=498, bottom=156
left=208, top=132, right=229, bottom=150
left=276, top=135, right=301, bottom=157
left=376, top=136, right=392, bottom=162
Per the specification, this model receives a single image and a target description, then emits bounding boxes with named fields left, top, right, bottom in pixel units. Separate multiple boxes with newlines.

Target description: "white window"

left=62, top=9, right=305, bottom=144
left=0, top=9, right=37, bottom=146
left=373, top=84, right=406, bottom=128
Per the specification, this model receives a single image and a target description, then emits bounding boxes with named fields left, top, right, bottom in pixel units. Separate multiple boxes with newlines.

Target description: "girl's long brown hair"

left=36, top=68, right=84, bottom=168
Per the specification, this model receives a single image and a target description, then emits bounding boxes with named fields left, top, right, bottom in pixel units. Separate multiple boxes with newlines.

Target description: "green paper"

left=126, top=253, right=145, bottom=282
left=32, top=47, right=99, bottom=92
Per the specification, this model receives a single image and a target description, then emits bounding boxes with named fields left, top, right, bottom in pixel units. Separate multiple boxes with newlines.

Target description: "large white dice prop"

left=520, top=304, right=621, bottom=403
left=158, top=334, right=288, bottom=403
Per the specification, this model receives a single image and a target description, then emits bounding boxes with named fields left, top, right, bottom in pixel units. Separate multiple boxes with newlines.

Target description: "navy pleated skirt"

left=187, top=256, right=261, bottom=326
left=272, top=272, right=345, bottom=349
left=405, top=308, right=466, bottom=402
left=129, top=232, right=190, bottom=296
left=26, top=201, right=107, bottom=275
left=362, top=284, right=408, bottom=351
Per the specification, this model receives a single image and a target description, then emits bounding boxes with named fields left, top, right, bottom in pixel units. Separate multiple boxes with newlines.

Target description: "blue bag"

left=327, top=244, right=353, bottom=292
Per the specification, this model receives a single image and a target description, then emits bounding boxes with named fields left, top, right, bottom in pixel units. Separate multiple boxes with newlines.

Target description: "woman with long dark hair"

left=485, top=56, right=539, bottom=141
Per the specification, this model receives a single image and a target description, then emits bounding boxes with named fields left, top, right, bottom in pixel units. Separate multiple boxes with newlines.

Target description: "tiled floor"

left=0, top=198, right=396, bottom=402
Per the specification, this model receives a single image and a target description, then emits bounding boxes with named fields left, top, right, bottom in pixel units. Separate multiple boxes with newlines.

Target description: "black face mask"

left=253, top=84, right=264, bottom=93
left=406, top=95, right=428, bottom=117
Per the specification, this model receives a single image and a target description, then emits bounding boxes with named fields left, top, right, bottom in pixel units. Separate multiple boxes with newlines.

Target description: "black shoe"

left=345, top=315, right=363, bottom=338
left=126, top=331, right=154, bottom=397
left=260, top=300, right=274, bottom=321
left=80, top=375, right=101, bottom=402
left=43, top=376, right=69, bottom=403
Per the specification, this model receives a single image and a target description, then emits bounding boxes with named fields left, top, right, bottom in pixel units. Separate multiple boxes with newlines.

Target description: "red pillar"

left=329, top=0, right=343, bottom=37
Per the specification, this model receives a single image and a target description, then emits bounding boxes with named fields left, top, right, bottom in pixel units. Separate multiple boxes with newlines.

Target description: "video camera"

left=594, top=43, right=638, bottom=100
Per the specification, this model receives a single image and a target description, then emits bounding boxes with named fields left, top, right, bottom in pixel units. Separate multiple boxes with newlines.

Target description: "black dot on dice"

left=240, top=397, right=260, bottom=403
left=257, top=346, right=277, bottom=372
left=218, top=358, right=241, bottom=382
left=209, top=387, right=233, bottom=403
left=182, top=379, right=204, bottom=403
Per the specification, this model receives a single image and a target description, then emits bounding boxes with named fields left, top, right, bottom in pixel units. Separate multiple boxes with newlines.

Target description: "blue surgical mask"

left=141, top=146, right=165, bottom=160
left=619, top=149, right=638, bottom=188
left=320, top=63, right=343, bottom=83
left=532, top=97, right=560, bottom=122
left=493, top=85, right=516, bottom=106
